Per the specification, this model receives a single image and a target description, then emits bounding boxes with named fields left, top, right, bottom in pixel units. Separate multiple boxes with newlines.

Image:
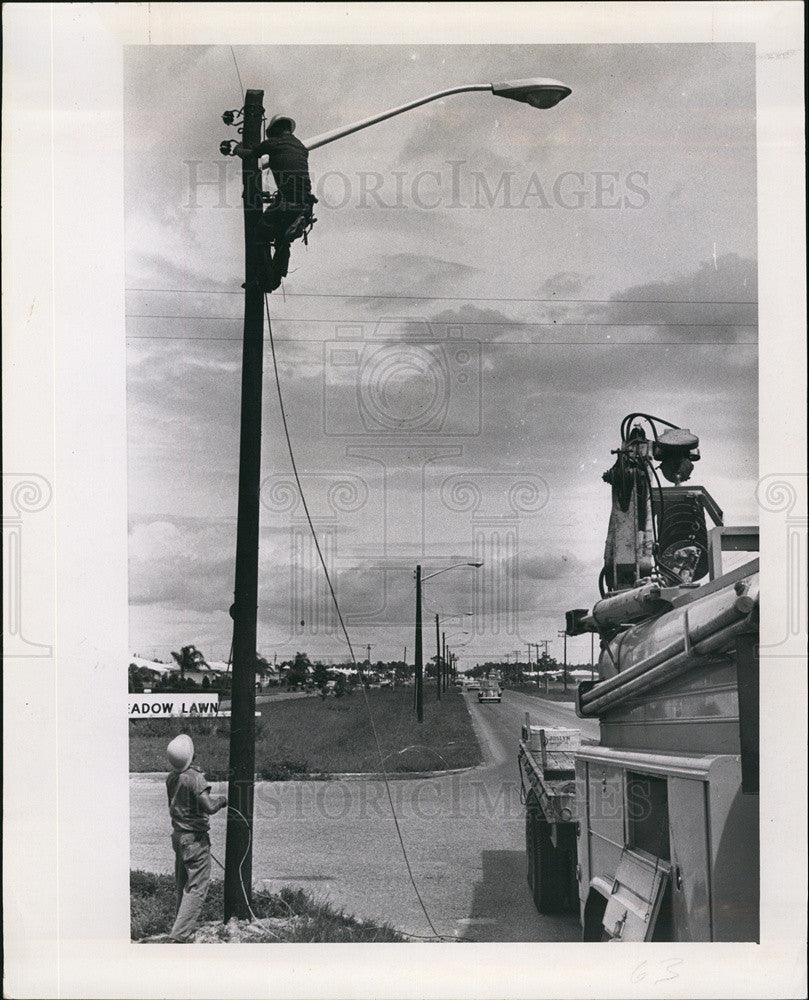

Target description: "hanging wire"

left=230, top=46, right=245, bottom=102
left=264, top=292, right=444, bottom=941
left=224, top=45, right=461, bottom=941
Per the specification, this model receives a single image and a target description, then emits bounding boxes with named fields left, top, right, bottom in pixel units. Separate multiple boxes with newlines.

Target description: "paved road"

left=130, top=689, right=599, bottom=940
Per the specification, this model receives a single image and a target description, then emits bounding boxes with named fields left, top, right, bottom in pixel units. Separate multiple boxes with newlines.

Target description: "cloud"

left=513, top=552, right=583, bottom=580
left=539, top=271, right=589, bottom=298
left=602, top=253, right=758, bottom=343
left=128, top=518, right=234, bottom=611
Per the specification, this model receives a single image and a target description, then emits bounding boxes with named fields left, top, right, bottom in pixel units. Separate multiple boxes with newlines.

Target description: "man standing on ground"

left=165, top=734, right=227, bottom=942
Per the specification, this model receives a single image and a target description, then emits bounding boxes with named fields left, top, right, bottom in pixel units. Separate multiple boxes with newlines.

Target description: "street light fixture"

left=302, top=79, right=571, bottom=150
left=415, top=562, right=482, bottom=720
left=423, top=561, right=483, bottom=583
left=491, top=78, right=572, bottom=109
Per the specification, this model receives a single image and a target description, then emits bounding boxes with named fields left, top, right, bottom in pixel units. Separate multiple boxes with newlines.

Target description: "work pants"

left=170, top=830, right=211, bottom=942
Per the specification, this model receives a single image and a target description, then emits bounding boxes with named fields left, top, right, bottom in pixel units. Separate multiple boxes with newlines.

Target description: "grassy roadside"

left=131, top=870, right=404, bottom=942
left=505, top=682, right=584, bottom=703
left=130, top=687, right=481, bottom=778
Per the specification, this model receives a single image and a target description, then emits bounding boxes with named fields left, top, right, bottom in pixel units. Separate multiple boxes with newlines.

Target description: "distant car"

left=478, top=685, right=502, bottom=703
left=466, top=682, right=480, bottom=692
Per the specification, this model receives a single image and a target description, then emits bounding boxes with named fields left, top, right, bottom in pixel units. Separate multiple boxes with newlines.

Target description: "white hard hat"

left=267, top=114, right=296, bottom=134
left=167, top=734, right=194, bottom=771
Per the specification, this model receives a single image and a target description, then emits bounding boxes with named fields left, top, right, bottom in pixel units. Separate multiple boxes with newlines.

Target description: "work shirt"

left=166, top=764, right=211, bottom=834
left=253, top=133, right=312, bottom=204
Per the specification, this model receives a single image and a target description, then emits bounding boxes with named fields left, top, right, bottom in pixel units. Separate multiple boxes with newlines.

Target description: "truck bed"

left=518, top=740, right=577, bottom=825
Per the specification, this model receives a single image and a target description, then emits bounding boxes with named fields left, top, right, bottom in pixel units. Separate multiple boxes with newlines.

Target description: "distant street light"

left=415, top=563, right=482, bottom=720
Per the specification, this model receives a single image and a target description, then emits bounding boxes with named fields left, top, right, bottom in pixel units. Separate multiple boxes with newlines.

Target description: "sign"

left=128, top=694, right=222, bottom=718
left=527, top=726, right=581, bottom=753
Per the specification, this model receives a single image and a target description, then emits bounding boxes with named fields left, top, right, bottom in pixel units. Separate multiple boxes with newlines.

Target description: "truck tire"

left=534, top=818, right=572, bottom=914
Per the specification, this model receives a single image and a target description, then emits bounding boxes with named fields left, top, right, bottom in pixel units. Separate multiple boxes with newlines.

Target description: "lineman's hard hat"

left=267, top=114, right=296, bottom=135
left=167, top=734, right=194, bottom=772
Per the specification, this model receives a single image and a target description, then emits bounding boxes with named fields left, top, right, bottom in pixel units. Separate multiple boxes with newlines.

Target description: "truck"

left=519, top=413, right=759, bottom=941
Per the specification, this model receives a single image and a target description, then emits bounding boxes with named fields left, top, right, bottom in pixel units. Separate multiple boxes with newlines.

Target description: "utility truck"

left=519, top=414, right=759, bottom=941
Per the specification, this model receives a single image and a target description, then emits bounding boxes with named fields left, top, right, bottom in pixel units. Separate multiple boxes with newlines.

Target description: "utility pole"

left=224, top=87, right=265, bottom=922
left=557, top=629, right=568, bottom=692
left=442, top=632, right=447, bottom=696
left=535, top=639, right=550, bottom=686
left=415, top=566, right=423, bottom=722
left=435, top=615, right=441, bottom=702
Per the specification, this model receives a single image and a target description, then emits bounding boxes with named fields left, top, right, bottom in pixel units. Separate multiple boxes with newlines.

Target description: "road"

left=130, top=689, right=599, bottom=940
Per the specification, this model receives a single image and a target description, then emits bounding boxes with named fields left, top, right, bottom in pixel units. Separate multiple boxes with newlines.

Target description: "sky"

left=125, top=43, right=758, bottom=667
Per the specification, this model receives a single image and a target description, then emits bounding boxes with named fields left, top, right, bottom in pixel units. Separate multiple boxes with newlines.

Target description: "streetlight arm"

left=302, top=84, right=492, bottom=151
left=423, top=562, right=483, bottom=583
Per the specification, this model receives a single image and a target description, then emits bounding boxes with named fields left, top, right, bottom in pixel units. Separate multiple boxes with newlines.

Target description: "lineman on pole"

left=232, top=114, right=316, bottom=292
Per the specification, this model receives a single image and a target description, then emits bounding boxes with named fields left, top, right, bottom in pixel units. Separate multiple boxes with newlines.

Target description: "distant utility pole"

left=535, top=639, right=550, bottom=686
left=224, top=87, right=265, bottom=922
left=415, top=566, right=423, bottom=722
left=435, top=615, right=442, bottom=702
left=557, top=629, right=568, bottom=692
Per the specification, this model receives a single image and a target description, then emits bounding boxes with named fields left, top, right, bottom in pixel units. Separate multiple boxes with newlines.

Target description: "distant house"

left=128, top=656, right=227, bottom=687
left=129, top=656, right=174, bottom=676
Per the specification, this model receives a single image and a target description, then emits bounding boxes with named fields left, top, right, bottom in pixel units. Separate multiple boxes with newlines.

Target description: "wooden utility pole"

left=435, top=614, right=441, bottom=701
left=536, top=639, right=550, bottom=686
left=224, top=88, right=265, bottom=922
left=415, top=566, right=423, bottom=722
left=557, top=629, right=568, bottom=692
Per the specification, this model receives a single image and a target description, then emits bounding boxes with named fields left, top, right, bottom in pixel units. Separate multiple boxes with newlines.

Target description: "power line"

left=126, top=287, right=759, bottom=306
left=125, top=334, right=757, bottom=345
left=126, top=313, right=757, bottom=328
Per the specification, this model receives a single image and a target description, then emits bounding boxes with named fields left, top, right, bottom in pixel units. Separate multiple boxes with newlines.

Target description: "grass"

left=506, top=682, right=584, bottom=703
left=129, top=686, right=481, bottom=779
left=131, top=870, right=404, bottom=942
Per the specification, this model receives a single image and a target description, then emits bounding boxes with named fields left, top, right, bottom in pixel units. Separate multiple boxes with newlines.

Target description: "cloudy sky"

left=125, top=43, right=758, bottom=666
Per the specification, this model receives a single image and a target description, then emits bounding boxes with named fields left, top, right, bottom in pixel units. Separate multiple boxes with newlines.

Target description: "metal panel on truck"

left=586, top=761, right=625, bottom=886
left=667, top=777, right=711, bottom=941
left=601, top=848, right=671, bottom=941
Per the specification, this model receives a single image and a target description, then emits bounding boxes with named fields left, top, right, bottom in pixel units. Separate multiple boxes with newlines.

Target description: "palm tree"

left=170, top=644, right=206, bottom=680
